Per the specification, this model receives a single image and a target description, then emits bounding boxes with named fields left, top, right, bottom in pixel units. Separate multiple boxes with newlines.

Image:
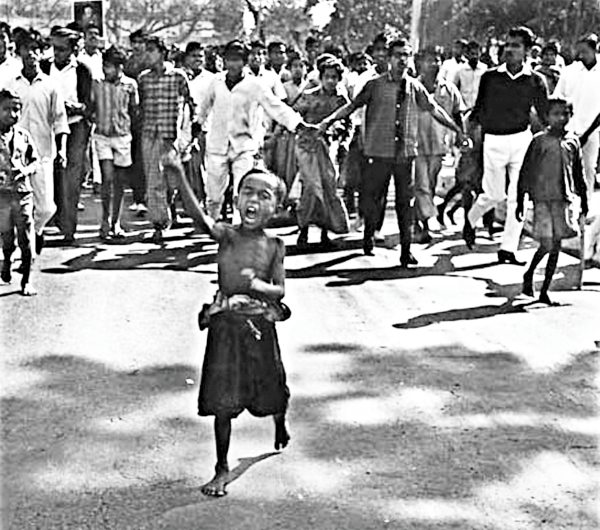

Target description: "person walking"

left=465, top=26, right=549, bottom=264
left=318, top=39, right=463, bottom=267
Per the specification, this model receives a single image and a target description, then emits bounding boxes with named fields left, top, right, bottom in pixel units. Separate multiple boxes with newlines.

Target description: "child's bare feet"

left=201, top=464, right=228, bottom=497
left=274, top=414, right=290, bottom=451
left=21, top=283, right=37, bottom=296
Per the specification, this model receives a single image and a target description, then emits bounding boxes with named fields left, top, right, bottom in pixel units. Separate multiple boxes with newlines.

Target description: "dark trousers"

left=360, top=157, right=414, bottom=253
left=130, top=126, right=146, bottom=205
left=55, top=120, right=92, bottom=238
left=1, top=191, right=33, bottom=285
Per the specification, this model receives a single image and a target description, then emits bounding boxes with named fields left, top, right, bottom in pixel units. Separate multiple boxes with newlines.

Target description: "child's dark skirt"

left=198, top=313, right=289, bottom=418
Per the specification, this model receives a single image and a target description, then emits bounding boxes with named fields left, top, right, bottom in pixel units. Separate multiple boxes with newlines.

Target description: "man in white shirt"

left=196, top=40, right=312, bottom=220
left=45, top=28, right=93, bottom=244
left=452, top=40, right=487, bottom=110
left=440, top=39, right=467, bottom=80
left=8, top=31, right=69, bottom=253
left=77, top=25, right=104, bottom=80
left=554, top=33, right=600, bottom=203
left=186, top=44, right=215, bottom=205
left=0, top=27, right=22, bottom=90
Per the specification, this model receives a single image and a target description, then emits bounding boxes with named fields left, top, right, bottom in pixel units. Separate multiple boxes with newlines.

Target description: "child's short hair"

left=103, top=45, right=127, bottom=66
left=0, top=89, right=21, bottom=106
left=238, top=168, right=287, bottom=205
left=541, top=43, right=558, bottom=56
left=547, top=96, right=573, bottom=115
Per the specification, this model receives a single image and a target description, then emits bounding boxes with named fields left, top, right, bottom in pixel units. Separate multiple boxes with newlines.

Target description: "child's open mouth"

left=244, top=205, right=258, bottom=220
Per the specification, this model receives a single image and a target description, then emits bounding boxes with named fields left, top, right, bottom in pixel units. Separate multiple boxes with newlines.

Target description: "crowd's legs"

left=361, top=157, right=415, bottom=266
left=205, top=146, right=254, bottom=221
left=142, top=134, right=179, bottom=243
left=1, top=193, right=34, bottom=292
left=129, top=127, right=147, bottom=212
left=414, top=154, right=443, bottom=242
left=467, top=129, right=531, bottom=261
left=55, top=120, right=92, bottom=243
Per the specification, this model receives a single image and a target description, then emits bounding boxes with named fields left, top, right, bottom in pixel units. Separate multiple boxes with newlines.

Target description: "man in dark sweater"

left=466, top=26, right=548, bottom=264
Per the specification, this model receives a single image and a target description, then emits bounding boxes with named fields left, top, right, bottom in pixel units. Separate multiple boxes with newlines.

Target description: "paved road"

left=1, top=189, right=599, bottom=530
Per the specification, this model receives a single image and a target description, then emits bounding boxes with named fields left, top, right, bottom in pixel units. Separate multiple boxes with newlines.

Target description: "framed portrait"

left=73, top=1, right=104, bottom=35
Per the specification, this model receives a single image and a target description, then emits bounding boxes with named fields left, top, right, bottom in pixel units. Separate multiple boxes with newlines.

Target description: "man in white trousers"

left=466, top=26, right=549, bottom=265
left=196, top=40, right=312, bottom=221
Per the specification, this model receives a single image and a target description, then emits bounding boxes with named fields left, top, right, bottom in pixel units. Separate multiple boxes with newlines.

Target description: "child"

left=293, top=58, right=350, bottom=247
left=91, top=46, right=139, bottom=240
left=175, top=161, right=291, bottom=497
left=517, top=97, right=588, bottom=305
left=0, top=89, right=40, bottom=296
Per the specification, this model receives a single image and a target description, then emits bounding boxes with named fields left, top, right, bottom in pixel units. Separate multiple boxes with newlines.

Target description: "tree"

left=105, top=0, right=214, bottom=42
left=321, top=0, right=412, bottom=51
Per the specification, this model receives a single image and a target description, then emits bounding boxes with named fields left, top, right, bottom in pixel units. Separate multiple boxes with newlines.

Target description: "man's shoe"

left=374, top=230, right=385, bottom=243
left=522, top=271, right=534, bottom=297
left=399, top=252, right=418, bottom=269
left=463, top=218, right=476, bottom=249
left=498, top=250, right=525, bottom=266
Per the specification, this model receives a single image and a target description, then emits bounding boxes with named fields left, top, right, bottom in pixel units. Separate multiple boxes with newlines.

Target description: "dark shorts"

left=198, top=313, right=289, bottom=418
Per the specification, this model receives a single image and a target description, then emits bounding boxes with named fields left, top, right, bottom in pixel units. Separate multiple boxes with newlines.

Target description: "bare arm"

left=174, top=159, right=227, bottom=240
left=430, top=103, right=464, bottom=138
left=318, top=100, right=361, bottom=133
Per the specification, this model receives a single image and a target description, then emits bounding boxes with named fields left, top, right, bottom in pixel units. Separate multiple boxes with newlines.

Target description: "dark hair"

left=145, top=36, right=168, bottom=56
left=577, top=33, right=599, bottom=52
left=287, top=51, right=307, bottom=68
left=315, top=53, right=336, bottom=71
left=305, top=36, right=319, bottom=49
left=14, top=29, right=42, bottom=52
left=547, top=96, right=573, bottom=115
left=372, top=32, right=390, bottom=48
left=541, top=43, right=558, bottom=56
left=466, top=40, right=480, bottom=51
left=129, top=28, right=148, bottom=42
left=238, top=168, right=287, bottom=204
left=184, top=41, right=202, bottom=56
left=318, top=58, right=344, bottom=80
left=249, top=40, right=266, bottom=51
left=51, top=27, right=81, bottom=49
left=0, top=88, right=20, bottom=105
left=388, top=38, right=412, bottom=55
left=223, top=40, right=249, bottom=62
left=85, top=24, right=101, bottom=35
left=103, top=45, right=127, bottom=66
left=507, top=26, right=536, bottom=49
left=0, top=22, right=11, bottom=39
left=267, top=41, right=286, bottom=54
left=454, top=39, right=468, bottom=47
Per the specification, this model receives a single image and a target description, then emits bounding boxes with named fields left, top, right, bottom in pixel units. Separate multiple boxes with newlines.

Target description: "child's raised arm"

left=172, top=159, right=226, bottom=240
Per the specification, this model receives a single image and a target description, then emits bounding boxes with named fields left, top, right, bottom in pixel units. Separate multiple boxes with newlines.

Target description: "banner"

left=73, top=1, right=104, bottom=35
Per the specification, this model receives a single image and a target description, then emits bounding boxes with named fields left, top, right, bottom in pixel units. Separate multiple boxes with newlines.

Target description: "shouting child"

left=175, top=161, right=291, bottom=497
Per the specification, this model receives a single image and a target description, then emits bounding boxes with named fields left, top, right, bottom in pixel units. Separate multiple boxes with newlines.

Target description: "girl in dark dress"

left=175, top=162, right=291, bottom=497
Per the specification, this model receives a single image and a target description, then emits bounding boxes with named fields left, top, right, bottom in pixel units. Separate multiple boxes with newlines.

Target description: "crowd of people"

left=1, top=17, right=599, bottom=496
left=0, top=21, right=599, bottom=298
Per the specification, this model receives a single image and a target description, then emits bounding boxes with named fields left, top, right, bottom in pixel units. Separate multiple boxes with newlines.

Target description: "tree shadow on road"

left=3, top=334, right=598, bottom=530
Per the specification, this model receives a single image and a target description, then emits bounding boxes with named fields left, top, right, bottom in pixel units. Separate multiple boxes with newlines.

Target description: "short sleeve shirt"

left=354, top=73, right=435, bottom=160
